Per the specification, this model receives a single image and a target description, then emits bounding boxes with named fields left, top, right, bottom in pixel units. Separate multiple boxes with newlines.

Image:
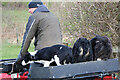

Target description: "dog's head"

left=23, top=52, right=34, bottom=63
left=91, top=35, right=112, bottom=60
left=73, top=38, right=93, bottom=62
left=23, top=50, right=38, bottom=63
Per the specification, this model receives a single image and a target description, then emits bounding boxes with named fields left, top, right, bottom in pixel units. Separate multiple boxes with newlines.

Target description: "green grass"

left=2, top=9, right=30, bottom=28
left=1, top=42, right=34, bottom=59
left=1, top=8, right=32, bottom=59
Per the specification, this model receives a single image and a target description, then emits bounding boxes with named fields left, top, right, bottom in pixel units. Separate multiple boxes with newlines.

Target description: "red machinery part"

left=95, top=75, right=117, bottom=80
left=0, top=73, right=12, bottom=80
left=0, top=72, right=28, bottom=80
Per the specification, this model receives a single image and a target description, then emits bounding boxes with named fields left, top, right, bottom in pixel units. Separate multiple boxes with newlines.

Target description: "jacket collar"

left=33, top=5, right=49, bottom=14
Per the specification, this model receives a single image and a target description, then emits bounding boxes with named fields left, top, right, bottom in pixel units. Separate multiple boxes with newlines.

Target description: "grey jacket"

left=16, top=5, right=62, bottom=63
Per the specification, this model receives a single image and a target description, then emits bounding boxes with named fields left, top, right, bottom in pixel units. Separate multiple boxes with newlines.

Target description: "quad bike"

left=0, top=58, right=119, bottom=80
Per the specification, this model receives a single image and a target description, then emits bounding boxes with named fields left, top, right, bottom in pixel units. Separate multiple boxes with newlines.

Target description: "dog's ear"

left=102, top=36, right=112, bottom=45
left=91, top=37, right=97, bottom=42
left=72, top=40, right=78, bottom=55
left=78, top=38, right=81, bottom=41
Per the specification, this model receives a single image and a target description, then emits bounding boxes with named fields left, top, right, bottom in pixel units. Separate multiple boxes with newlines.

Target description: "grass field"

left=1, top=8, right=33, bottom=59
left=2, top=9, right=30, bottom=28
left=1, top=41, right=34, bottom=59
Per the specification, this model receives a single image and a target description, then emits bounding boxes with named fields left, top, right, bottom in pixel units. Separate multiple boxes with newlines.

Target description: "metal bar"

left=0, top=59, right=16, bottom=62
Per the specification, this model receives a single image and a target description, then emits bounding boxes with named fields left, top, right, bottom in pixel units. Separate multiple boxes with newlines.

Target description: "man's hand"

left=12, top=63, right=24, bottom=73
left=2, top=62, right=24, bottom=74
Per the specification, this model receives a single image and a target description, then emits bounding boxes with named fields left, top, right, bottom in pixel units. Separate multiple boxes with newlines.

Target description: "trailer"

left=0, top=58, right=119, bottom=80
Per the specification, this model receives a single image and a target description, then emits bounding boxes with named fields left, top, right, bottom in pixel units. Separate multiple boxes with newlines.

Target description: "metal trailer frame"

left=28, top=58, right=119, bottom=79
left=0, top=58, right=119, bottom=79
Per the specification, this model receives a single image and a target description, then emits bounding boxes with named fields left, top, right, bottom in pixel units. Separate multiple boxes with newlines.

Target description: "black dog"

left=91, top=35, right=112, bottom=61
left=72, top=38, right=93, bottom=63
left=24, top=45, right=74, bottom=67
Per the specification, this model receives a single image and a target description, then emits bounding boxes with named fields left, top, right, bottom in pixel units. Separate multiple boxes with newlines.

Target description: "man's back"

left=32, top=11, right=62, bottom=49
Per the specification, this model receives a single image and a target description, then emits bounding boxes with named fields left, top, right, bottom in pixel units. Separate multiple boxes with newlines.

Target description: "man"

left=16, top=0, right=62, bottom=64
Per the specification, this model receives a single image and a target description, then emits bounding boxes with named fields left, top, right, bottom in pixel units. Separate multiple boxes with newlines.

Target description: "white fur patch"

left=34, top=56, right=61, bottom=67
left=97, top=58, right=102, bottom=61
left=31, top=60, right=53, bottom=67
left=96, top=41, right=100, bottom=43
left=22, top=60, right=34, bottom=66
left=54, top=55, right=61, bottom=66
left=42, top=60, right=52, bottom=67
left=22, top=60, right=26, bottom=65
left=60, top=46, right=62, bottom=50
left=63, top=60, right=66, bottom=64
left=29, top=50, right=38, bottom=56
left=39, top=55, right=61, bottom=67
left=79, top=47, right=83, bottom=56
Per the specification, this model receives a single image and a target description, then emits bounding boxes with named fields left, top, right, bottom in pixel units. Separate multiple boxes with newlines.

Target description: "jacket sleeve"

left=16, top=16, right=37, bottom=63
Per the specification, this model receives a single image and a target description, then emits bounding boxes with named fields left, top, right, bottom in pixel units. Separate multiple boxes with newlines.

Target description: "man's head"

left=28, top=0, right=43, bottom=14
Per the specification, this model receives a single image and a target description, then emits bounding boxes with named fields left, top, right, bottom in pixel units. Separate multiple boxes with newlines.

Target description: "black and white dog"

left=91, top=35, right=112, bottom=61
left=23, top=45, right=74, bottom=67
left=72, top=38, right=93, bottom=63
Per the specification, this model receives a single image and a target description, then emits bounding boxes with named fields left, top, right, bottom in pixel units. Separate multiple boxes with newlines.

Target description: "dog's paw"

left=97, top=58, right=102, bottom=61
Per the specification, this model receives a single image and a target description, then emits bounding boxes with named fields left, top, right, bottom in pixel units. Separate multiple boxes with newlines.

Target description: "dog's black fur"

left=91, top=35, right=112, bottom=60
left=72, top=38, right=93, bottom=63
left=24, top=52, right=34, bottom=63
left=34, top=45, right=74, bottom=65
